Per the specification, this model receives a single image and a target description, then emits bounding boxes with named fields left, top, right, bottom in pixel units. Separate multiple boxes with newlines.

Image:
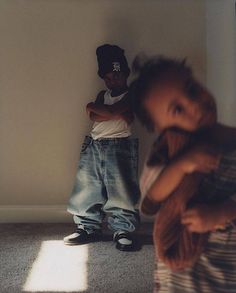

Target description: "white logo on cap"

left=112, top=62, right=121, bottom=72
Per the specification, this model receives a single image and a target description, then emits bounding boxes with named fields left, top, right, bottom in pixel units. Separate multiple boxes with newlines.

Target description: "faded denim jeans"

left=67, top=136, right=140, bottom=233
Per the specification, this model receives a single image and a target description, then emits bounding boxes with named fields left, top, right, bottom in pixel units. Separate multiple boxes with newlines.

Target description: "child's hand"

left=181, top=204, right=225, bottom=233
left=179, top=147, right=220, bottom=174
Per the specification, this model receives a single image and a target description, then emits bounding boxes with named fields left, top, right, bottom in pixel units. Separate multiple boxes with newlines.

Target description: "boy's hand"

left=86, top=102, right=95, bottom=114
left=179, top=147, right=220, bottom=174
left=181, top=204, right=225, bottom=233
left=86, top=102, right=95, bottom=108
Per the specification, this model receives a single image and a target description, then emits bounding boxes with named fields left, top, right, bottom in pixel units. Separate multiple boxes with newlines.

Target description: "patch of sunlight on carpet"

left=23, top=240, right=88, bottom=292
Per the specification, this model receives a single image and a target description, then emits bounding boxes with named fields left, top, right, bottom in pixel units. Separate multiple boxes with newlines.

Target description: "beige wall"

left=0, top=0, right=206, bottom=221
left=206, top=0, right=236, bottom=126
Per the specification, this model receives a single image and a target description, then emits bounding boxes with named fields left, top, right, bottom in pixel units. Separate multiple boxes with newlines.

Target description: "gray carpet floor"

left=0, top=224, right=154, bottom=293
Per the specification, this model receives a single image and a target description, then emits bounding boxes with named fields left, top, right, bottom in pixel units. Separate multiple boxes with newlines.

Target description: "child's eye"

left=173, top=105, right=183, bottom=115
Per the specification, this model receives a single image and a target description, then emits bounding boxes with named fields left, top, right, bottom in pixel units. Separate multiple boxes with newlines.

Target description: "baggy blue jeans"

left=67, top=136, right=140, bottom=233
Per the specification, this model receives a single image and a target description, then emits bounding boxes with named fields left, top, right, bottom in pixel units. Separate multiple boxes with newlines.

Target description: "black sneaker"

left=63, top=228, right=102, bottom=246
left=113, top=231, right=135, bottom=251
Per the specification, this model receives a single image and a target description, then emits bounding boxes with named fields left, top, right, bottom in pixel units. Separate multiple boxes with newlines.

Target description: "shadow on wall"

left=101, top=13, right=157, bottom=173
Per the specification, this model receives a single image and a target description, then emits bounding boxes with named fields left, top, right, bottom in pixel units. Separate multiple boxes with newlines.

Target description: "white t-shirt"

left=90, top=90, right=132, bottom=140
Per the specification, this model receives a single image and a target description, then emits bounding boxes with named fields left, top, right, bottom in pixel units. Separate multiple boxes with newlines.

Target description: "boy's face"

left=103, top=71, right=128, bottom=92
left=144, top=81, right=216, bottom=132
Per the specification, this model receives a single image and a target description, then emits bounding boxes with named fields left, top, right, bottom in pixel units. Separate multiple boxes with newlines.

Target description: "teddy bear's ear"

left=166, top=129, right=192, bottom=158
left=146, top=128, right=194, bottom=167
left=146, top=133, right=169, bottom=166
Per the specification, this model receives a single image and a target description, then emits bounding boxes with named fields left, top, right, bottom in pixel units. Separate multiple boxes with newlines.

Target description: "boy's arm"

left=120, top=110, right=134, bottom=125
left=87, top=91, right=110, bottom=122
left=89, top=112, right=110, bottom=122
left=87, top=93, right=132, bottom=120
left=106, top=93, right=131, bottom=114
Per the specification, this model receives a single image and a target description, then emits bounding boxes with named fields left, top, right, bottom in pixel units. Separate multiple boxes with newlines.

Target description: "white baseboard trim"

left=0, top=205, right=153, bottom=223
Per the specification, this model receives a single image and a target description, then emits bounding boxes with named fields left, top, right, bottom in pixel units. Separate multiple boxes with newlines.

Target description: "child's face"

left=144, top=81, right=216, bottom=132
left=103, top=72, right=127, bottom=92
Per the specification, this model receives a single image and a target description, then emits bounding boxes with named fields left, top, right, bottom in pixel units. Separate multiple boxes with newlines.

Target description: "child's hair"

left=129, top=55, right=202, bottom=131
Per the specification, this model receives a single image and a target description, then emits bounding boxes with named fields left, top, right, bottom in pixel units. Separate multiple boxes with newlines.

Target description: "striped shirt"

left=140, top=149, right=236, bottom=293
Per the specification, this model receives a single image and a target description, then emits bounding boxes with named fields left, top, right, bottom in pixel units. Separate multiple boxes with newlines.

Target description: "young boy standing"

left=64, top=44, right=140, bottom=251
